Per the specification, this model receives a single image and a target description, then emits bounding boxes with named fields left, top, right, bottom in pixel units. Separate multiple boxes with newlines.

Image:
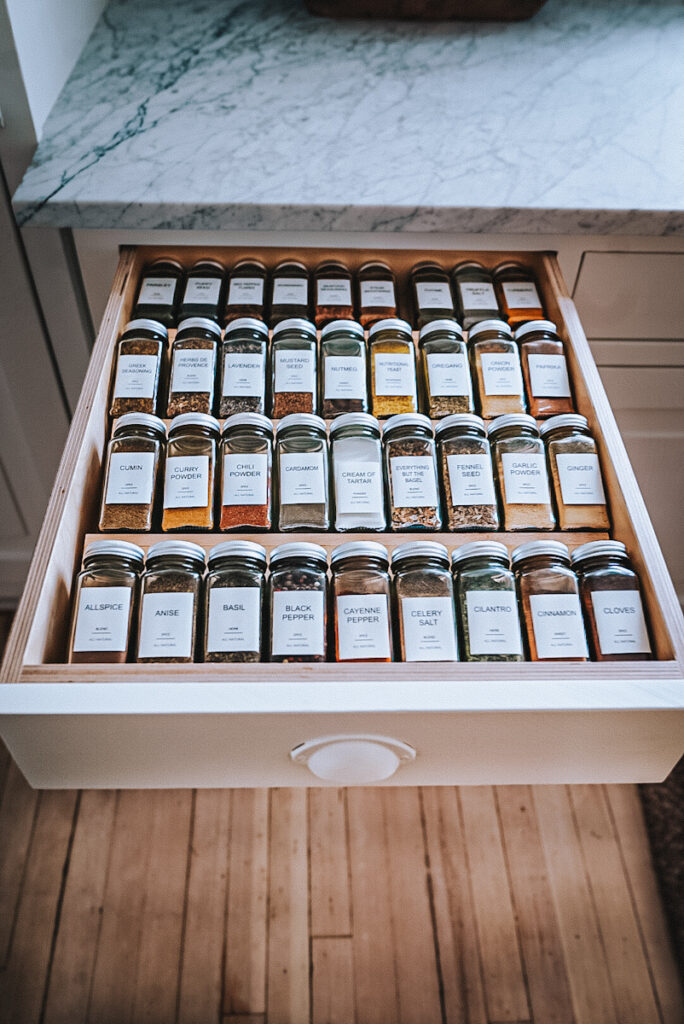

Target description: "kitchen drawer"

left=1, top=245, right=683, bottom=789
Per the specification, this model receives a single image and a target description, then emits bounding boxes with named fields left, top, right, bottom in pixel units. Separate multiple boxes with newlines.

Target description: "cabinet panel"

left=575, top=252, right=684, bottom=340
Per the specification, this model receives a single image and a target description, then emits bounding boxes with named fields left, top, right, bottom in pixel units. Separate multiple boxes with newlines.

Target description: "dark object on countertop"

left=305, top=0, right=547, bottom=21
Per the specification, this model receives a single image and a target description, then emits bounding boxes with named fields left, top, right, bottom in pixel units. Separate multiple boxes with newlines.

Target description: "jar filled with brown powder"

left=99, top=413, right=166, bottom=532
left=512, top=540, right=589, bottom=661
left=276, top=414, right=330, bottom=531
left=540, top=415, right=610, bottom=531
left=489, top=414, right=555, bottom=531
left=470, top=319, right=526, bottom=419
left=68, top=540, right=144, bottom=664
left=136, top=540, right=205, bottom=663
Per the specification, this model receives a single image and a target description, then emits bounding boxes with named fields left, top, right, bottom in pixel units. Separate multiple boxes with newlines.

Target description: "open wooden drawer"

left=1, top=245, right=683, bottom=789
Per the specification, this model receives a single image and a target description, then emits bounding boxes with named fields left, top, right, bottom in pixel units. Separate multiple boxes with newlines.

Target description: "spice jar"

left=166, top=317, right=220, bottom=417
left=493, top=261, right=545, bottom=327
left=540, top=415, right=610, bottom=532
left=203, top=540, right=267, bottom=663
left=99, top=413, right=166, bottom=532
left=571, top=540, right=652, bottom=661
left=271, top=318, right=318, bottom=417
left=384, top=414, right=442, bottom=531
left=314, top=260, right=354, bottom=327
left=435, top=414, right=498, bottom=531
left=275, top=414, right=330, bottom=531
left=331, top=542, right=392, bottom=662
left=517, top=320, right=574, bottom=418
left=451, top=542, right=523, bottom=662
left=136, top=540, right=205, bottom=663
left=109, top=319, right=166, bottom=418
left=178, top=259, right=225, bottom=323
left=512, top=540, right=589, bottom=661
left=320, top=319, right=368, bottom=418
left=268, top=542, right=328, bottom=662
left=68, top=540, right=144, bottom=664
left=470, top=319, right=526, bottom=419
left=133, top=258, right=183, bottom=327
left=219, top=317, right=268, bottom=417
left=357, top=261, right=398, bottom=328
left=330, top=413, right=386, bottom=532
left=452, top=262, right=500, bottom=330
left=410, top=262, right=455, bottom=330
left=219, top=413, right=273, bottom=531
left=419, top=319, right=474, bottom=417
left=223, top=259, right=267, bottom=324
left=162, top=413, right=220, bottom=531
left=489, top=414, right=555, bottom=531
left=369, top=318, right=418, bottom=418
left=270, top=260, right=310, bottom=326
left=392, top=542, right=458, bottom=662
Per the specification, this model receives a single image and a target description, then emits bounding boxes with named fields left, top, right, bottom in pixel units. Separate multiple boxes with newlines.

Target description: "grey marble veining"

left=12, top=0, right=684, bottom=234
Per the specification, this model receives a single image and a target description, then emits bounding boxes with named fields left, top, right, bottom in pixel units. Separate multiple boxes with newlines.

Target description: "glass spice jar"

left=384, top=413, right=442, bottom=531
left=571, top=540, right=652, bottom=661
left=369, top=318, right=418, bottom=418
left=219, top=317, right=268, bottom=417
left=392, top=541, right=458, bottom=662
left=419, top=319, right=474, bottom=418
left=357, top=261, right=398, bottom=328
left=166, top=317, right=220, bottom=417
left=203, top=540, right=267, bottom=663
left=410, top=262, right=455, bottom=330
left=275, top=414, right=330, bottom=531
left=136, top=540, right=205, bottom=664
left=99, top=413, right=166, bottom=533
left=178, top=259, right=225, bottom=323
left=68, top=540, right=144, bottom=664
left=540, top=415, right=610, bottom=532
left=435, top=414, right=499, bottom=531
left=493, top=261, right=545, bottom=328
left=162, top=413, right=220, bottom=532
left=451, top=261, right=500, bottom=330
left=314, top=260, right=354, bottom=327
left=470, top=319, right=526, bottom=419
left=330, top=413, right=386, bottom=532
left=516, top=320, right=574, bottom=418
left=270, top=260, right=310, bottom=326
left=320, top=319, right=368, bottom=418
left=331, top=541, right=393, bottom=662
left=109, top=319, right=166, bottom=418
left=219, top=413, right=273, bottom=531
left=271, top=318, right=318, bottom=417
left=268, top=542, right=328, bottom=663
left=132, top=258, right=184, bottom=327
left=451, top=541, right=523, bottom=662
left=512, top=540, right=589, bottom=661
left=489, top=414, right=555, bottom=532
left=223, top=259, right=267, bottom=324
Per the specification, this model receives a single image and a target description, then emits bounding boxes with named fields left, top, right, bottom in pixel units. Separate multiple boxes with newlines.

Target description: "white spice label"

left=480, top=352, right=524, bottom=396
left=336, top=594, right=391, bottom=661
left=360, top=279, right=395, bottom=307
left=138, top=591, right=195, bottom=659
left=335, top=461, right=383, bottom=513
left=105, top=451, right=155, bottom=505
left=401, top=596, right=458, bottom=662
left=446, top=454, right=496, bottom=505
left=223, top=351, right=264, bottom=396
left=274, top=350, right=315, bottom=393
left=227, top=277, right=264, bottom=305
left=271, top=590, right=325, bottom=657
left=556, top=453, right=606, bottom=505
left=529, top=593, right=588, bottom=659
left=273, top=277, right=308, bottom=305
left=182, top=277, right=221, bottom=305
left=502, top=280, right=541, bottom=309
left=317, top=278, right=352, bottom=306
left=280, top=452, right=326, bottom=504
left=465, top=591, right=522, bottom=656
left=207, top=587, right=261, bottom=653
left=113, top=355, right=158, bottom=399
left=138, top=277, right=175, bottom=304
left=374, top=353, right=415, bottom=396
left=390, top=456, right=438, bottom=508
left=427, top=353, right=471, bottom=396
left=527, top=354, right=571, bottom=397
left=324, top=356, right=366, bottom=399
left=502, top=453, right=551, bottom=505
left=591, top=590, right=651, bottom=656
left=72, top=586, right=131, bottom=653
left=416, top=281, right=453, bottom=310
left=458, top=281, right=497, bottom=310
left=222, top=453, right=268, bottom=506
left=170, top=350, right=215, bottom=393
left=164, top=455, right=210, bottom=508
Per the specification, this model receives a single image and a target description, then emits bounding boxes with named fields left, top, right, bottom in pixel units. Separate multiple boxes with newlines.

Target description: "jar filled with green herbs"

left=203, top=540, right=267, bottom=663
left=452, top=541, right=523, bottom=662
left=419, top=319, right=474, bottom=418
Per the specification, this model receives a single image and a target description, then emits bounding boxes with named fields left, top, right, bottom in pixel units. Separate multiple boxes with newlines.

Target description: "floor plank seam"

left=174, top=788, right=198, bottom=1024
left=1, top=787, right=42, bottom=973
left=418, top=788, right=448, bottom=1024
left=455, top=787, right=490, bottom=1024
left=83, top=789, right=120, bottom=1024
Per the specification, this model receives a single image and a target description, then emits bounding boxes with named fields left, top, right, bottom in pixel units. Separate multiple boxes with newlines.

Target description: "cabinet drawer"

left=1, top=245, right=683, bottom=788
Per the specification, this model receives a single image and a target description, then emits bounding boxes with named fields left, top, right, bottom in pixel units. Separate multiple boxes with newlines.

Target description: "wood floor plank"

left=224, top=789, right=269, bottom=1016
left=496, top=786, right=575, bottom=1024
left=312, top=937, right=355, bottom=1024
left=309, top=788, right=351, bottom=937
left=178, top=789, right=231, bottom=1024
left=0, top=761, right=38, bottom=968
left=459, top=786, right=529, bottom=1024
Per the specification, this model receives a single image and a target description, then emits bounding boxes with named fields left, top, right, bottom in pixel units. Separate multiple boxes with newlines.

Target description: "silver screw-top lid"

left=514, top=319, right=558, bottom=340
left=113, top=412, right=167, bottom=436
left=225, top=317, right=269, bottom=336
left=368, top=317, right=413, bottom=338
left=176, top=317, right=222, bottom=338
left=83, top=540, right=145, bottom=564
left=434, top=414, right=486, bottom=438
left=272, top=318, right=317, bottom=338
left=221, top=413, right=273, bottom=434
left=146, top=540, right=206, bottom=565
left=331, top=541, right=389, bottom=565
left=270, top=542, right=328, bottom=566
left=207, top=540, right=267, bottom=566
left=168, top=412, right=221, bottom=434
left=122, top=318, right=168, bottom=339
left=419, top=319, right=464, bottom=341
left=488, top=413, right=539, bottom=438
left=570, top=540, right=628, bottom=567
left=539, top=414, right=589, bottom=437
left=468, top=319, right=513, bottom=340
left=383, top=413, right=433, bottom=437
left=451, top=541, right=510, bottom=566
left=511, top=540, right=570, bottom=566
left=320, top=319, right=365, bottom=340
left=276, top=413, right=327, bottom=435
left=329, top=412, right=381, bottom=436
left=391, top=541, right=450, bottom=566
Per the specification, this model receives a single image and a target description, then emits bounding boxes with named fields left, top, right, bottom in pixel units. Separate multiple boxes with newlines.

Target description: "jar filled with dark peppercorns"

left=268, top=542, right=328, bottom=663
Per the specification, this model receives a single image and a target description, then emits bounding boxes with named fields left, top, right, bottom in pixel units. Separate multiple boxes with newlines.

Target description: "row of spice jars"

left=68, top=537, right=652, bottom=665
left=109, top=315, right=575, bottom=423
left=99, top=409, right=610, bottom=535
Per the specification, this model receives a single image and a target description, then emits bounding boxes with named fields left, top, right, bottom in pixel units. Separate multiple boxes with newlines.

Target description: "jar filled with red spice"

left=219, top=413, right=273, bottom=531
left=357, top=261, right=398, bottom=328
left=223, top=259, right=267, bottom=324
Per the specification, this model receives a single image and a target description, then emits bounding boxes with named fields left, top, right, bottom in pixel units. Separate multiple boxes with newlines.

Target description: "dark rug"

left=640, top=757, right=684, bottom=971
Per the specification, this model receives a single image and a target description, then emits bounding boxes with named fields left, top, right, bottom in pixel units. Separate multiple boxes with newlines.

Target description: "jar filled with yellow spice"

left=369, top=318, right=418, bottom=418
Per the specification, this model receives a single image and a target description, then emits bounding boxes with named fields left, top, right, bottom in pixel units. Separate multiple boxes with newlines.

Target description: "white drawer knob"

left=290, top=734, right=416, bottom=784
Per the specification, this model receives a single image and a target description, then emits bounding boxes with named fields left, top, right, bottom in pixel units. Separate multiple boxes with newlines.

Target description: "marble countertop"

left=13, top=0, right=684, bottom=235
